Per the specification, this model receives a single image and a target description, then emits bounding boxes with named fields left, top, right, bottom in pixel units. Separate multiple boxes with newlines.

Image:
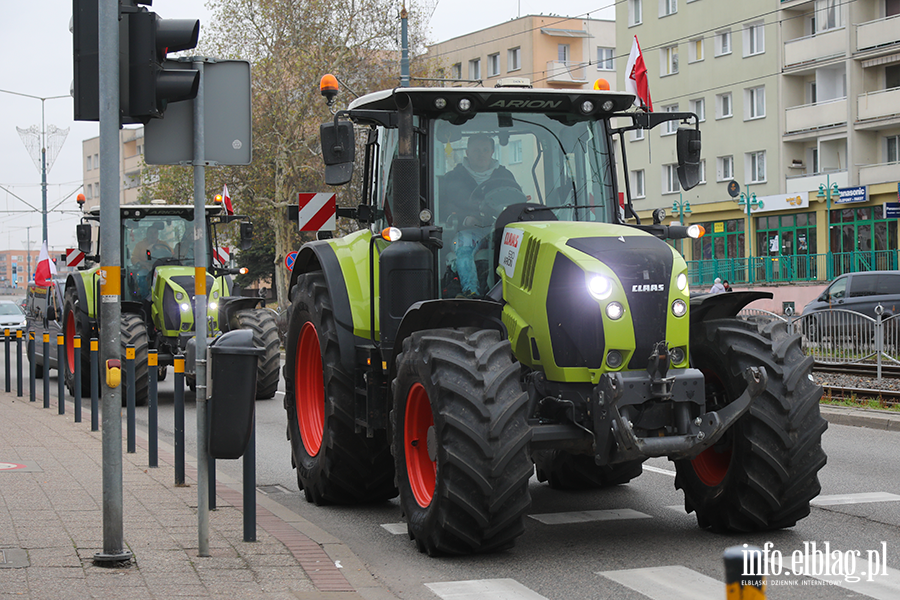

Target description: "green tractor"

left=283, top=82, right=826, bottom=555
left=65, top=203, right=281, bottom=405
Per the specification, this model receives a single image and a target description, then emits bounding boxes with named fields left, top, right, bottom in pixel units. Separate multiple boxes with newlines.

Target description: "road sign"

left=297, top=193, right=336, bottom=231
left=213, top=246, right=230, bottom=266
left=727, top=180, right=740, bottom=198
left=285, top=251, right=298, bottom=271
left=66, top=248, right=86, bottom=268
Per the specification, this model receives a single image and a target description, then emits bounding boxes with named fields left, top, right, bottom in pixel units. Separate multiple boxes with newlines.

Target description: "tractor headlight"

left=606, top=350, right=623, bottom=368
left=676, top=273, right=688, bottom=292
left=669, top=346, right=686, bottom=365
left=180, top=303, right=191, bottom=312
left=606, top=301, right=624, bottom=320
left=588, top=275, right=613, bottom=300
left=672, top=299, right=687, bottom=317
left=209, top=302, right=218, bottom=311
left=175, top=291, right=184, bottom=301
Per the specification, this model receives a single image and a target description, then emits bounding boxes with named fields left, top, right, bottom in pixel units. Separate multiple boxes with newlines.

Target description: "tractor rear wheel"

left=675, top=318, right=827, bottom=531
left=63, top=287, right=91, bottom=397
left=234, top=308, right=281, bottom=399
left=533, top=451, right=643, bottom=490
left=392, top=328, right=532, bottom=555
left=120, top=313, right=149, bottom=407
left=284, top=271, right=396, bottom=505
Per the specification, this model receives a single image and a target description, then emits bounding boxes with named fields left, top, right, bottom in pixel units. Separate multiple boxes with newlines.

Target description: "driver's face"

left=466, top=139, right=494, bottom=172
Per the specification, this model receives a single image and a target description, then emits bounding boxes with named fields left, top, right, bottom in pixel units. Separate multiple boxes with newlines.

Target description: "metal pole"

left=94, top=0, right=130, bottom=565
left=209, top=452, right=216, bottom=511
left=148, top=350, right=158, bottom=468
left=43, top=332, right=50, bottom=408
left=74, top=336, right=82, bottom=423
left=193, top=58, right=210, bottom=558
left=90, top=338, right=99, bottom=432
left=5, top=329, right=10, bottom=393
left=400, top=6, right=410, bottom=87
left=126, top=345, right=135, bottom=454
left=174, top=355, right=185, bottom=485
left=57, top=334, right=65, bottom=415
left=28, top=331, right=35, bottom=402
left=243, top=415, right=256, bottom=542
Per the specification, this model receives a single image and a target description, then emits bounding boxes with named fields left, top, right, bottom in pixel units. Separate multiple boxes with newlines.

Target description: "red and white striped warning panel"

left=214, top=246, right=231, bottom=266
left=297, top=193, right=336, bottom=231
left=65, top=248, right=85, bottom=268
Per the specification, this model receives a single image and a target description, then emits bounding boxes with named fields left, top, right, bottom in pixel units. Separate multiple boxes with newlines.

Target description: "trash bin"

left=208, top=329, right=263, bottom=459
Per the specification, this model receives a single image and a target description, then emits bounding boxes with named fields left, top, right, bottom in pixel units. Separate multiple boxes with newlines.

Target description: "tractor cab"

left=124, top=212, right=195, bottom=301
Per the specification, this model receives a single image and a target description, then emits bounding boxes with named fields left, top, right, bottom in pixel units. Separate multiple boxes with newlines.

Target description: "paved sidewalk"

left=0, top=390, right=394, bottom=599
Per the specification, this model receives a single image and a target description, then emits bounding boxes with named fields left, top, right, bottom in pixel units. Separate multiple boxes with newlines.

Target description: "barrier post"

left=126, top=345, right=135, bottom=453
left=57, top=335, right=65, bottom=415
left=16, top=330, right=23, bottom=397
left=90, top=338, right=99, bottom=431
left=74, top=336, right=82, bottom=423
left=724, top=545, right=766, bottom=599
left=28, top=331, right=35, bottom=403
left=148, top=350, right=158, bottom=468
left=243, top=416, right=256, bottom=542
left=4, top=328, right=10, bottom=392
left=174, top=355, right=185, bottom=485
left=42, top=332, right=50, bottom=408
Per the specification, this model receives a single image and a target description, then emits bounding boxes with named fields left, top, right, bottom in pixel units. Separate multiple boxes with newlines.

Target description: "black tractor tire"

left=392, top=328, right=533, bottom=555
left=120, top=313, right=150, bottom=407
left=63, top=287, right=92, bottom=397
left=234, top=308, right=281, bottom=400
left=675, top=317, right=827, bottom=532
left=533, top=450, right=643, bottom=490
left=284, top=271, right=396, bottom=505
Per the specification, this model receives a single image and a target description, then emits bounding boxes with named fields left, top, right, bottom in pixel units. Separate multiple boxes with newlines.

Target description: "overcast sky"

left=0, top=0, right=613, bottom=253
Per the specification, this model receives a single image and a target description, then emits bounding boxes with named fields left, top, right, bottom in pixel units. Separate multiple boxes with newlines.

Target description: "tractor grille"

left=521, top=237, right=541, bottom=291
left=567, top=237, right=674, bottom=370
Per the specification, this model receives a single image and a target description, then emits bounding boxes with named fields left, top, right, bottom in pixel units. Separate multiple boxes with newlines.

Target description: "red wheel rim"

left=405, top=383, right=436, bottom=508
left=295, top=322, right=324, bottom=456
left=691, top=369, right=733, bottom=486
left=65, top=311, right=76, bottom=375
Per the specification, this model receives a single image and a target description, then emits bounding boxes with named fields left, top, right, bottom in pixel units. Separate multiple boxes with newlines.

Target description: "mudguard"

left=689, top=290, right=773, bottom=322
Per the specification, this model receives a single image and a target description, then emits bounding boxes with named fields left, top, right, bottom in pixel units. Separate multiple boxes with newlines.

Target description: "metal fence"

left=735, top=305, right=900, bottom=379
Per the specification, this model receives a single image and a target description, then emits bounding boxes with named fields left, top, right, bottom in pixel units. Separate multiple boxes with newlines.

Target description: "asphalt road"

left=14, top=348, right=900, bottom=600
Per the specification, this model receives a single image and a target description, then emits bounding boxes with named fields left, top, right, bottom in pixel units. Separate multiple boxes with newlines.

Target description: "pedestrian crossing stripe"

left=598, top=565, right=723, bottom=600
left=529, top=508, right=651, bottom=525
left=426, top=578, right=549, bottom=600
left=381, top=523, right=407, bottom=535
left=811, top=492, right=900, bottom=506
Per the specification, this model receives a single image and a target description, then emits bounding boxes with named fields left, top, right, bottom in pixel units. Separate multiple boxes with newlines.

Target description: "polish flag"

left=222, top=184, right=234, bottom=215
left=625, top=35, right=653, bottom=112
left=34, top=240, right=57, bottom=287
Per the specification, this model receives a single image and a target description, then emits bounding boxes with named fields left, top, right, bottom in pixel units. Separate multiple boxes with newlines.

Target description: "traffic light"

left=71, top=0, right=101, bottom=121
left=125, top=10, right=200, bottom=121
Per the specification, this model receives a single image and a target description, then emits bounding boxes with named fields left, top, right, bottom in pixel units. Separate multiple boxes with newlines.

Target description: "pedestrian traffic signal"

left=125, top=10, right=200, bottom=121
left=71, top=0, right=101, bottom=121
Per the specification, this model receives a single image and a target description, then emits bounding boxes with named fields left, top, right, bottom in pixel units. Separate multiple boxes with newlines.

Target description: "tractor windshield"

left=123, top=214, right=195, bottom=301
left=431, top=112, right=617, bottom=297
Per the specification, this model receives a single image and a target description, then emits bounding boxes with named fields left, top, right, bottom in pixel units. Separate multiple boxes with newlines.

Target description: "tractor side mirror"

left=240, top=222, right=253, bottom=251
left=676, top=127, right=702, bottom=190
left=320, top=120, right=355, bottom=186
left=76, top=223, right=92, bottom=254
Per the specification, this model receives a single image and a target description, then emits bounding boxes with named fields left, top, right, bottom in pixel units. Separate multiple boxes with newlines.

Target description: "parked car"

left=802, top=271, right=900, bottom=343
left=0, top=300, right=27, bottom=333
left=16, top=297, right=27, bottom=312
left=25, top=277, right=66, bottom=378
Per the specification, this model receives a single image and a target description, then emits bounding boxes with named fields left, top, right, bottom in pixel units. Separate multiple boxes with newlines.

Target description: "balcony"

left=857, top=87, right=900, bottom=122
left=784, top=27, right=846, bottom=68
left=785, top=170, right=848, bottom=195
left=859, top=162, right=900, bottom=187
left=784, top=98, right=847, bottom=134
left=545, top=61, right=588, bottom=86
left=856, top=15, right=900, bottom=52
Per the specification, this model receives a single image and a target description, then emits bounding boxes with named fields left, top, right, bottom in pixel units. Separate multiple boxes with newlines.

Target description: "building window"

left=689, top=98, right=705, bottom=122
left=699, top=159, right=707, bottom=184
left=744, top=21, right=765, bottom=57
left=451, top=63, right=461, bottom=79
left=469, top=59, right=481, bottom=80
left=716, top=92, right=732, bottom=119
left=488, top=53, right=500, bottom=77
left=887, top=135, right=899, bottom=163
left=717, top=155, right=734, bottom=181
left=692, top=219, right=745, bottom=263
left=747, top=150, right=766, bottom=183
left=508, top=48, right=521, bottom=72
left=660, top=0, right=677, bottom=17
left=86, top=155, right=92, bottom=171
left=662, top=104, right=679, bottom=135
left=558, top=44, right=570, bottom=64
left=745, top=86, right=765, bottom=119
left=629, top=0, right=643, bottom=26
left=509, top=140, right=523, bottom=164
left=631, top=170, right=645, bottom=198
left=756, top=213, right=817, bottom=261
left=597, top=47, right=615, bottom=70
left=688, top=38, right=703, bottom=63
left=663, top=164, right=680, bottom=193
left=85, top=185, right=93, bottom=200
left=631, top=128, right=645, bottom=142
left=815, top=0, right=841, bottom=32
left=715, top=30, right=731, bottom=56
left=94, top=183, right=100, bottom=198
left=661, top=45, right=678, bottom=76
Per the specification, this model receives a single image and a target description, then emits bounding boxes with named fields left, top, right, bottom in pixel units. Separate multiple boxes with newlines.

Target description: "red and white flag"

left=221, top=184, right=234, bottom=215
left=34, top=240, right=57, bottom=287
left=625, top=35, right=653, bottom=112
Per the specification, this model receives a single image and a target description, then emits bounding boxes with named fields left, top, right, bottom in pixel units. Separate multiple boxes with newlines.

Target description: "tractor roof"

left=347, top=86, right=636, bottom=118
left=87, top=204, right=223, bottom=218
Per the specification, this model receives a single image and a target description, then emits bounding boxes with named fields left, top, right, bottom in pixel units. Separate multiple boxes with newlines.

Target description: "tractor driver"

left=130, top=223, right=172, bottom=299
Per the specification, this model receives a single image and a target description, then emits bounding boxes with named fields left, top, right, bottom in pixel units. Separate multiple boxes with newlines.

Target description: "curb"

left=819, top=405, right=900, bottom=432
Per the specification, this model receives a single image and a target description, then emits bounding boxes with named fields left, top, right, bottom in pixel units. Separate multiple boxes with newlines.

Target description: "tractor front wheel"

left=63, top=287, right=91, bottom=397
left=675, top=318, right=827, bottom=531
left=234, top=308, right=281, bottom=399
left=120, top=313, right=149, bottom=407
left=392, top=328, right=532, bottom=555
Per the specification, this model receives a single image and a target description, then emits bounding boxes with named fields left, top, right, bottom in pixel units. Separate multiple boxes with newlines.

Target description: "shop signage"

left=885, top=202, right=900, bottom=219
left=752, top=193, right=808, bottom=213
left=835, top=186, right=867, bottom=204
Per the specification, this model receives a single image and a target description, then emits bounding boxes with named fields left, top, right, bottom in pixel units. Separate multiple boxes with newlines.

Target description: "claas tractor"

left=282, top=79, right=826, bottom=555
left=65, top=202, right=281, bottom=405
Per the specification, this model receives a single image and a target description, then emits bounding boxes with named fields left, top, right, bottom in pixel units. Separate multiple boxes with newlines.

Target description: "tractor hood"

left=150, top=266, right=228, bottom=337
left=499, top=221, right=691, bottom=384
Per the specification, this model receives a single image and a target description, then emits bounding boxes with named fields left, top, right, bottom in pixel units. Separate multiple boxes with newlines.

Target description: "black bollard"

left=4, top=329, right=10, bottom=393
left=126, top=345, right=135, bottom=453
left=243, top=416, right=256, bottom=542
left=90, top=339, right=99, bottom=431
left=148, top=350, right=158, bottom=468
left=16, top=330, right=23, bottom=397
left=174, top=356, right=185, bottom=485
left=42, top=332, right=50, bottom=409
left=28, top=331, right=35, bottom=403
left=57, top=335, right=65, bottom=415
left=724, top=545, right=766, bottom=600
left=73, top=336, right=82, bottom=423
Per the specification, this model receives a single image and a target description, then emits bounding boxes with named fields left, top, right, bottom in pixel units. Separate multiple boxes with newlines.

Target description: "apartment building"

left=617, top=0, right=900, bottom=290
left=428, top=15, right=617, bottom=90
left=81, top=126, right=146, bottom=212
left=0, top=249, right=42, bottom=290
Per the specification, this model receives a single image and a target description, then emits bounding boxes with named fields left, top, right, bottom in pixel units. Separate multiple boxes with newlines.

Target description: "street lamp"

left=817, top=175, right=840, bottom=279
left=672, top=193, right=692, bottom=254
left=738, top=185, right=764, bottom=284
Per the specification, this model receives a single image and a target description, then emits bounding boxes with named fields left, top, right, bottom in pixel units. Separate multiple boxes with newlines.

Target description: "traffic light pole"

left=94, top=0, right=130, bottom=565
left=192, top=59, right=211, bottom=558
